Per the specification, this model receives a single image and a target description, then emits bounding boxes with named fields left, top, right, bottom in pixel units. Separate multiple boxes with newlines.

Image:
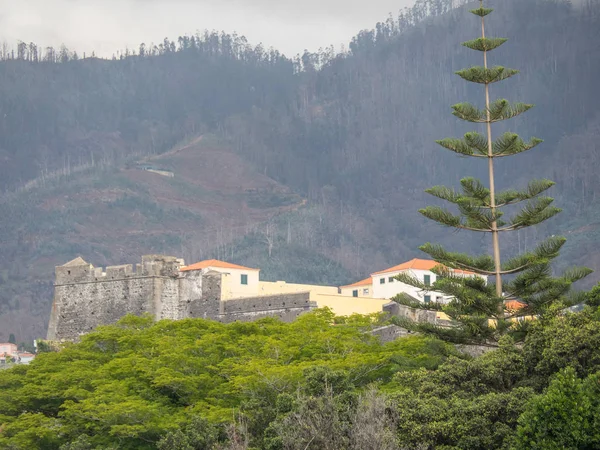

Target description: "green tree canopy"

left=0, top=311, right=455, bottom=449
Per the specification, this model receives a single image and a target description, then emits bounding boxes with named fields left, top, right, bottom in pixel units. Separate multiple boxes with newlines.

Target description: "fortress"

left=47, top=255, right=319, bottom=341
left=47, top=254, right=462, bottom=342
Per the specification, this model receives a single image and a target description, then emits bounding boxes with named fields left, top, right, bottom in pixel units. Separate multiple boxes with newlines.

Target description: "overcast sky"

left=0, top=0, right=415, bottom=58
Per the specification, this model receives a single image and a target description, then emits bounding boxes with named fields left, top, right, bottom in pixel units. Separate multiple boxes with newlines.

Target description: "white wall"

left=372, top=269, right=488, bottom=304
left=371, top=269, right=448, bottom=303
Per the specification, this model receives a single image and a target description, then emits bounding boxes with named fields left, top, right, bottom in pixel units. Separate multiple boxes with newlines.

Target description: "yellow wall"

left=218, top=271, right=260, bottom=300
left=311, top=292, right=388, bottom=316
left=222, top=279, right=389, bottom=317
left=258, top=281, right=339, bottom=296
left=339, top=285, right=373, bottom=298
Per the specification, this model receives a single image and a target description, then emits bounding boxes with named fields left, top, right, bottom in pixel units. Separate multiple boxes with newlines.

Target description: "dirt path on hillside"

left=140, top=135, right=205, bottom=164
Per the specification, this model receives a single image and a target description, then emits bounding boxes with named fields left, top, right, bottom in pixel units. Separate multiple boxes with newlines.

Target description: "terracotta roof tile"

left=371, top=258, right=476, bottom=276
left=340, top=277, right=372, bottom=289
left=180, top=259, right=259, bottom=272
left=505, top=299, right=527, bottom=311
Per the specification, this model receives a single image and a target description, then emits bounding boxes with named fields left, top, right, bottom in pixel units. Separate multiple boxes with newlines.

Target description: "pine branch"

left=456, top=66, right=519, bottom=84
left=425, top=186, right=462, bottom=203
left=501, top=236, right=566, bottom=273
left=493, top=132, right=543, bottom=157
left=393, top=272, right=428, bottom=290
left=509, top=197, right=561, bottom=229
left=488, top=99, right=534, bottom=122
left=495, top=179, right=555, bottom=207
left=503, top=264, right=591, bottom=310
left=458, top=201, right=504, bottom=229
left=437, top=132, right=542, bottom=158
left=462, top=37, right=507, bottom=52
left=419, top=242, right=495, bottom=274
left=452, top=100, right=534, bottom=123
left=426, top=179, right=555, bottom=217
left=434, top=280, right=500, bottom=317
left=561, top=267, right=594, bottom=284
left=504, top=263, right=553, bottom=298
left=392, top=293, right=445, bottom=311
left=469, top=7, right=493, bottom=17
left=435, top=132, right=489, bottom=157
left=452, top=102, right=486, bottom=123
left=460, top=177, right=489, bottom=202
left=419, top=206, right=465, bottom=229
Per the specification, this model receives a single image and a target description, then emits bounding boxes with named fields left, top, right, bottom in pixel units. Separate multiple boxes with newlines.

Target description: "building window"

left=363, top=288, right=369, bottom=295
left=388, top=276, right=394, bottom=283
left=424, top=295, right=431, bottom=304
left=380, top=278, right=385, bottom=284
left=352, top=290, right=358, bottom=297
left=424, top=275, right=431, bottom=286
left=241, top=274, right=248, bottom=285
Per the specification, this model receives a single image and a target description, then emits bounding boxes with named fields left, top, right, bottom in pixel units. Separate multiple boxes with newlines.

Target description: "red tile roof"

left=505, top=299, right=527, bottom=311
left=180, top=259, right=259, bottom=272
left=340, top=277, right=372, bottom=289
left=371, top=258, right=476, bottom=276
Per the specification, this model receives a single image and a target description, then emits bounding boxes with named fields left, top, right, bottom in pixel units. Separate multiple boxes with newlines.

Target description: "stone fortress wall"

left=47, top=255, right=316, bottom=341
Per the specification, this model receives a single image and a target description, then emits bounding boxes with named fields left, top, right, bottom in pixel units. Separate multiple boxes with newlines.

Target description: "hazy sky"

left=1, top=0, right=415, bottom=58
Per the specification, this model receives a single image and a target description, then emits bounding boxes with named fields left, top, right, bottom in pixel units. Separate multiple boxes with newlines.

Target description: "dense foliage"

left=0, top=310, right=456, bottom=449
left=2, top=306, right=600, bottom=449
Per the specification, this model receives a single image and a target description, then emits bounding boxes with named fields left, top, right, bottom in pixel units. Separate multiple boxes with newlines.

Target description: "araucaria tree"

left=394, top=0, right=591, bottom=346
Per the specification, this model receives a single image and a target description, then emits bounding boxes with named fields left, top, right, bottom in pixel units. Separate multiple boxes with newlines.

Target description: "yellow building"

left=181, top=259, right=389, bottom=317
left=340, top=278, right=373, bottom=298
left=180, top=259, right=260, bottom=299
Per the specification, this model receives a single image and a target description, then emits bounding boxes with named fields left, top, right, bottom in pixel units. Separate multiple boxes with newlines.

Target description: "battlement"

left=55, top=255, right=185, bottom=285
left=49, top=255, right=318, bottom=341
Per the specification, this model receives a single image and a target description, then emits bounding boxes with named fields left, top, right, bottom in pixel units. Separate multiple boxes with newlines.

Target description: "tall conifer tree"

left=393, top=0, right=592, bottom=345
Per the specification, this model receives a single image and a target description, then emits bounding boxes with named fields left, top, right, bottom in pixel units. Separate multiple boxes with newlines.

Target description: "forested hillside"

left=1, top=0, right=599, bottom=341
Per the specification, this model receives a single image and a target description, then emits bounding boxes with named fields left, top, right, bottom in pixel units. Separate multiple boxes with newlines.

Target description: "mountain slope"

left=0, top=135, right=314, bottom=341
left=1, top=0, right=600, bottom=342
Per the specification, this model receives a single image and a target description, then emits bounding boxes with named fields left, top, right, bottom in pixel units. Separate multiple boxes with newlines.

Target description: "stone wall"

left=48, top=276, right=157, bottom=341
left=369, top=324, right=411, bottom=343
left=383, top=301, right=453, bottom=327
left=47, top=255, right=195, bottom=341
left=220, top=292, right=316, bottom=323
left=188, top=271, right=222, bottom=320
left=48, top=257, right=318, bottom=341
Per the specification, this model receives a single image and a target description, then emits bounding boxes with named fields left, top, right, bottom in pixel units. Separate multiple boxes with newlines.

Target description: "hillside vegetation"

left=1, top=0, right=600, bottom=341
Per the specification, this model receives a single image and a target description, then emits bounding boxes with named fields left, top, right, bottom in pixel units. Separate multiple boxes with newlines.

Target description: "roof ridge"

left=180, top=259, right=259, bottom=272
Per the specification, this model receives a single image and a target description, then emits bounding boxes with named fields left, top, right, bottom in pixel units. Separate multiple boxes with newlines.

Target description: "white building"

left=371, top=259, right=452, bottom=303
left=342, top=258, right=487, bottom=304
